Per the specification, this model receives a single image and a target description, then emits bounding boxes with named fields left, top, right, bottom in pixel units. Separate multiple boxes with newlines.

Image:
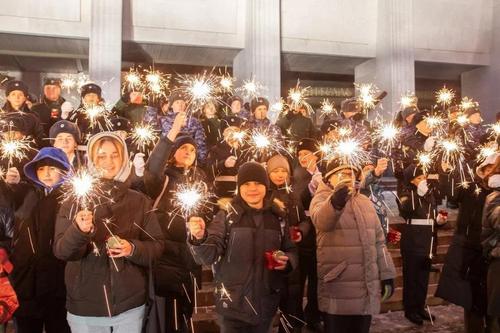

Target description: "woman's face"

left=174, top=143, right=196, bottom=168
left=53, top=133, right=77, bottom=156
left=93, top=140, right=123, bottom=179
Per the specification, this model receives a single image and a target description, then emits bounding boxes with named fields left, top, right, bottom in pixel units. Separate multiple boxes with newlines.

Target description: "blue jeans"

left=67, top=305, right=145, bottom=333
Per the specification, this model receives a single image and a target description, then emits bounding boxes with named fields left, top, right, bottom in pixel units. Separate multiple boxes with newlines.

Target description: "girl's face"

left=7, top=90, right=26, bottom=110
left=93, top=140, right=123, bottom=179
left=269, top=167, right=288, bottom=186
left=174, top=143, right=196, bottom=168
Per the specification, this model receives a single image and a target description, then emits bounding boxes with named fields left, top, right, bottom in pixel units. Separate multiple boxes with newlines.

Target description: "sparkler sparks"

left=130, top=123, right=159, bottom=153
left=244, top=127, right=288, bottom=160
left=219, top=74, right=235, bottom=93
left=172, top=181, right=212, bottom=220
left=236, top=78, right=266, bottom=100
left=320, top=99, right=337, bottom=117
left=436, top=86, right=455, bottom=106
left=417, top=151, right=434, bottom=174
left=374, top=123, right=400, bottom=154
left=176, top=72, right=218, bottom=110
left=73, top=103, right=113, bottom=131
left=355, top=83, right=379, bottom=110
left=60, top=169, right=111, bottom=212
left=437, top=138, right=463, bottom=168
left=287, top=80, right=312, bottom=113
left=0, top=135, right=34, bottom=167
left=400, top=92, right=418, bottom=109
left=460, top=97, right=479, bottom=112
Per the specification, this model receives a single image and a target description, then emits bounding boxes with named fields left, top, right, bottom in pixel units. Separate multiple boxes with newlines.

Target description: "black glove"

left=330, top=184, right=350, bottom=210
left=381, top=279, right=394, bottom=301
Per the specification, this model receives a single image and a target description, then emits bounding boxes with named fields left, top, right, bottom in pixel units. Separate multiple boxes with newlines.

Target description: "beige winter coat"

left=310, top=181, right=396, bottom=315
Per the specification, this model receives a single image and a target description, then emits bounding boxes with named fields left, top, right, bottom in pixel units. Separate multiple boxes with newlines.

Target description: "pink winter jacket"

left=310, top=181, right=396, bottom=315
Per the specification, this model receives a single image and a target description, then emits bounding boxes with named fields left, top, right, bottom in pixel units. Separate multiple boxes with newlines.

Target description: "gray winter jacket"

left=310, top=181, right=396, bottom=315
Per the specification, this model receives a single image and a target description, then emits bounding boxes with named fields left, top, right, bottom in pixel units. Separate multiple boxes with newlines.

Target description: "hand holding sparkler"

left=75, top=209, right=94, bottom=234
left=273, top=253, right=289, bottom=271
left=167, top=112, right=186, bottom=142
left=4, top=167, right=20, bottom=185
left=224, top=156, right=237, bottom=168
left=133, top=153, right=146, bottom=177
left=188, top=216, right=206, bottom=240
left=374, top=158, right=389, bottom=177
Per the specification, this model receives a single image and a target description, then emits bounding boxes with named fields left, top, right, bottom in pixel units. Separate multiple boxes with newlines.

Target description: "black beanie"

left=227, top=95, right=243, bottom=106
left=237, top=161, right=269, bottom=189
left=320, top=118, right=342, bottom=135
left=80, top=83, right=102, bottom=99
left=402, top=105, right=419, bottom=120
left=49, top=120, right=81, bottom=144
left=324, top=159, right=361, bottom=181
left=4, top=80, right=28, bottom=97
left=464, top=105, right=481, bottom=118
left=296, top=138, right=317, bottom=156
left=250, top=97, right=269, bottom=113
left=171, top=135, right=197, bottom=153
left=403, top=164, right=424, bottom=185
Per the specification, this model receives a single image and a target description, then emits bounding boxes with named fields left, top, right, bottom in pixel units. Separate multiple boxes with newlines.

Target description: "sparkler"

left=219, top=74, right=235, bottom=93
left=355, top=83, right=379, bottom=111
left=124, top=67, right=143, bottom=92
left=61, top=75, right=76, bottom=93
left=0, top=133, right=35, bottom=168
left=436, top=86, right=455, bottom=107
left=456, top=113, right=469, bottom=127
left=400, top=92, right=418, bottom=110
left=73, top=103, right=113, bottom=131
left=320, top=99, right=337, bottom=117
left=287, top=80, right=312, bottom=114
left=460, top=97, right=479, bottom=112
left=144, top=67, right=170, bottom=100
left=176, top=72, right=217, bottom=110
left=60, top=168, right=111, bottom=213
left=172, top=181, right=212, bottom=220
left=244, top=127, right=288, bottom=160
left=374, top=123, right=400, bottom=154
left=437, top=138, right=463, bottom=168
left=130, top=123, right=159, bottom=153
left=417, top=151, right=434, bottom=174
left=477, top=145, right=498, bottom=163
left=236, top=77, right=266, bottom=100
left=331, top=138, right=372, bottom=169
left=489, top=122, right=500, bottom=139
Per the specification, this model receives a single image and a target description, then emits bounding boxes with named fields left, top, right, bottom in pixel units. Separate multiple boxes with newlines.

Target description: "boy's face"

left=172, top=99, right=187, bottom=113
left=7, top=90, right=27, bottom=109
left=269, top=167, right=288, bottom=186
left=53, top=133, right=77, bottom=155
left=231, top=100, right=241, bottom=114
left=254, top=105, right=268, bottom=120
left=36, top=165, right=63, bottom=187
left=468, top=113, right=482, bottom=125
left=83, top=93, right=100, bottom=106
left=240, top=181, right=266, bottom=208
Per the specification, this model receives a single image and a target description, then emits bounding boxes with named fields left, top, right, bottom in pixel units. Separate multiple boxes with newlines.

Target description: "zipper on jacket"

left=227, top=231, right=236, bottom=263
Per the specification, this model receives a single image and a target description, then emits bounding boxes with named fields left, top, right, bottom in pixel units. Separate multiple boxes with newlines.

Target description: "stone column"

left=233, top=0, right=281, bottom=110
left=461, top=0, right=500, bottom=122
left=89, top=0, right=123, bottom=104
left=358, top=0, right=415, bottom=118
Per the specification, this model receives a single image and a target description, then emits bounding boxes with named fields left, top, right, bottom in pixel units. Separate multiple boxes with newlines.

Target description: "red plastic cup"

left=289, top=226, right=301, bottom=242
left=264, top=250, right=285, bottom=270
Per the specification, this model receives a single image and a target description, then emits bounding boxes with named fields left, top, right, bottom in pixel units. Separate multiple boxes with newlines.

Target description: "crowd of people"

left=0, top=75, right=498, bottom=333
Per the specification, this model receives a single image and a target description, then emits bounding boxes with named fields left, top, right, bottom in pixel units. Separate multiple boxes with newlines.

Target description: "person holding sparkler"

left=200, top=100, right=222, bottom=149
left=266, top=154, right=311, bottom=333
left=244, top=97, right=283, bottom=143
left=226, top=95, right=250, bottom=120
left=71, top=83, right=109, bottom=142
left=2, top=80, right=31, bottom=114
left=49, top=120, right=84, bottom=170
left=53, top=132, right=164, bottom=333
left=309, top=159, right=396, bottom=333
left=5, top=147, right=72, bottom=333
left=398, top=164, right=448, bottom=326
left=458, top=104, right=489, bottom=162
left=276, top=102, right=319, bottom=141
left=156, top=91, right=208, bottom=165
left=188, top=161, right=297, bottom=332
left=31, top=78, right=71, bottom=139
left=479, top=153, right=500, bottom=332
left=113, top=88, right=147, bottom=125
left=144, top=111, right=211, bottom=333
left=206, top=115, right=248, bottom=207
left=436, top=153, right=495, bottom=333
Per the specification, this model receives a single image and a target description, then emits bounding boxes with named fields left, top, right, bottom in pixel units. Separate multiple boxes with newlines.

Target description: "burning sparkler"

left=417, top=151, right=434, bottom=174
left=73, top=103, right=113, bottom=131
left=244, top=127, right=288, bottom=161
left=287, top=80, right=312, bottom=114
left=374, top=123, right=400, bottom=154
left=400, top=92, right=418, bottom=110
left=144, top=67, right=170, bottom=99
left=355, top=83, right=379, bottom=111
left=130, top=123, right=159, bottom=153
left=172, top=181, right=212, bottom=220
left=60, top=168, right=112, bottom=214
left=437, top=138, right=463, bottom=168
left=0, top=135, right=34, bottom=168
left=436, top=86, right=455, bottom=107
left=236, top=77, right=266, bottom=100
left=460, top=97, right=479, bottom=113
left=176, top=72, right=218, bottom=110
left=320, top=99, right=337, bottom=117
